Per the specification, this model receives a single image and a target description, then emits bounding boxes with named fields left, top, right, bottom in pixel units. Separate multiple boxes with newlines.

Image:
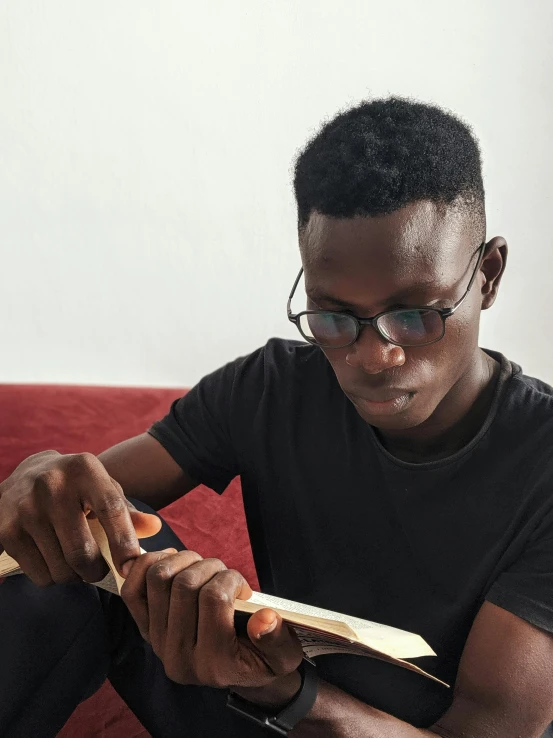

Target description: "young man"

left=2, top=98, right=553, bottom=738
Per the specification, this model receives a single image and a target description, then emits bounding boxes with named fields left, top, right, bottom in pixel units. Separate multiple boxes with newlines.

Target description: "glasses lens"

left=298, top=312, right=357, bottom=348
left=377, top=309, right=444, bottom=346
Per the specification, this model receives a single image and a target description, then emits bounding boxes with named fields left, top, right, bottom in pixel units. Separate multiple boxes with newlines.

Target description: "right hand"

left=0, top=451, right=162, bottom=587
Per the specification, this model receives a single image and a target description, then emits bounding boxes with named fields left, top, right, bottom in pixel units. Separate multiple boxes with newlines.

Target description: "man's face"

left=300, top=201, right=486, bottom=431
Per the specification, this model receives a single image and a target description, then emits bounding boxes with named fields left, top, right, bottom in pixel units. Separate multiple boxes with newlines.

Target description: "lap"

left=0, top=499, right=266, bottom=738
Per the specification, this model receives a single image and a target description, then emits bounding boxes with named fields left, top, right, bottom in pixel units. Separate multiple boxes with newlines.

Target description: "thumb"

left=88, top=504, right=162, bottom=540
left=246, top=608, right=303, bottom=675
left=129, top=510, right=163, bottom=539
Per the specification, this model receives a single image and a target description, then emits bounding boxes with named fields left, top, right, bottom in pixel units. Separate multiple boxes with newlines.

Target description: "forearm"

left=98, top=434, right=197, bottom=510
left=289, top=678, right=441, bottom=738
left=235, top=674, right=442, bottom=738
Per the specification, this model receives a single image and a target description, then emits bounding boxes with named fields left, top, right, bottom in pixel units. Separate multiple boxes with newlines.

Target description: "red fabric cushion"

left=0, top=384, right=257, bottom=737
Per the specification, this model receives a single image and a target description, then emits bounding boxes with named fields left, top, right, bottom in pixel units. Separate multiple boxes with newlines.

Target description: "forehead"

left=301, top=202, right=474, bottom=299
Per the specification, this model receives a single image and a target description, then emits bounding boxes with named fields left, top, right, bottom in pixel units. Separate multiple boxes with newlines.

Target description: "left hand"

left=121, top=549, right=304, bottom=690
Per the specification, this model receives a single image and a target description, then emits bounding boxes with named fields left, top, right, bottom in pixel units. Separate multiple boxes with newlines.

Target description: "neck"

left=377, top=350, right=500, bottom=463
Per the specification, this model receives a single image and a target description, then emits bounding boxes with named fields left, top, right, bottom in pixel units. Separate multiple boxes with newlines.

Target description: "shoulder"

left=190, top=339, right=330, bottom=408
left=207, top=338, right=334, bottom=433
left=513, top=372, right=553, bottom=404
left=505, top=360, right=553, bottom=422
left=493, top=355, right=553, bottom=474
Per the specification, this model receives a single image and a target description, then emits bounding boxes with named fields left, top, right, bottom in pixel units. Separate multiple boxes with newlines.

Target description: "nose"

left=345, top=325, right=406, bottom=374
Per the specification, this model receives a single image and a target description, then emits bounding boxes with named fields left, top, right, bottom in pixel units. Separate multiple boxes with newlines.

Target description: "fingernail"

left=161, top=548, right=177, bottom=554
left=121, top=560, right=133, bottom=578
left=257, top=618, right=277, bottom=638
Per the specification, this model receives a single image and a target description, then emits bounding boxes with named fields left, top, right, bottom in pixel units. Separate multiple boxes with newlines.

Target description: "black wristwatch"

left=226, top=657, right=318, bottom=735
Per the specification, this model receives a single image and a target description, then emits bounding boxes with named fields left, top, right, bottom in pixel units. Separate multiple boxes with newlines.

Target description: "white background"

left=0, top=1, right=552, bottom=387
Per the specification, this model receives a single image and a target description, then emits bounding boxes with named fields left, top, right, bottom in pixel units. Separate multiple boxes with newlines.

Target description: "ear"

left=480, top=237, right=508, bottom=310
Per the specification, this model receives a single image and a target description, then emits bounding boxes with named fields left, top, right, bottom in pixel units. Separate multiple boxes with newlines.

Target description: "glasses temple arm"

left=448, top=242, right=487, bottom=315
left=287, top=267, right=304, bottom=316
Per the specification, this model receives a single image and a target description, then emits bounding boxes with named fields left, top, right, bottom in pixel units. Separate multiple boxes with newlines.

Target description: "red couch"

left=0, top=384, right=257, bottom=738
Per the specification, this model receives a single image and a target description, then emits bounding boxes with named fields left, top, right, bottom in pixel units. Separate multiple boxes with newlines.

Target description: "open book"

left=0, top=520, right=447, bottom=687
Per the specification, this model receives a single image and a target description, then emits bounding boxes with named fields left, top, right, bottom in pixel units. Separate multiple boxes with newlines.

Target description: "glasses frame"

left=287, top=242, right=486, bottom=349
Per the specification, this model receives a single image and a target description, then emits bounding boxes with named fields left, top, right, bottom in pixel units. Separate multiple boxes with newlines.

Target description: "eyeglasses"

left=287, top=242, right=486, bottom=349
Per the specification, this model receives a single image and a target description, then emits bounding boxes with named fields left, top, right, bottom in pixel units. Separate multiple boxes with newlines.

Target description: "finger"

left=24, top=520, right=83, bottom=585
left=2, top=531, right=53, bottom=587
left=191, top=569, right=252, bottom=687
left=145, top=551, right=211, bottom=654
left=162, top=558, right=229, bottom=683
left=246, top=609, right=303, bottom=678
left=50, top=501, right=108, bottom=582
left=1, top=493, right=86, bottom=584
left=86, top=477, right=140, bottom=576
left=121, top=551, right=179, bottom=640
left=164, top=558, right=226, bottom=650
left=95, top=493, right=163, bottom=539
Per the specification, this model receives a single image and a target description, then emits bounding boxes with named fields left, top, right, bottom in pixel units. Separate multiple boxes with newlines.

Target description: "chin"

left=360, top=410, right=428, bottom=431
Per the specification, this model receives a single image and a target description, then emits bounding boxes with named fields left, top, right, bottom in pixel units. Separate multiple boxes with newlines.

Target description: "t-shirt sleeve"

left=148, top=354, right=256, bottom=494
left=486, top=512, right=553, bottom=635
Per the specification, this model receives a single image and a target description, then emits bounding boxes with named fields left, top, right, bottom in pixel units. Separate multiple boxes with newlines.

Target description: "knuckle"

left=203, top=558, right=227, bottom=572
left=94, top=495, right=127, bottom=519
left=201, top=582, right=233, bottom=607
left=225, top=568, right=244, bottom=584
left=207, top=567, right=244, bottom=595
left=15, top=496, right=39, bottom=522
left=115, top=532, right=138, bottom=552
left=173, top=568, right=203, bottom=592
left=61, top=452, right=100, bottom=477
left=63, top=543, right=99, bottom=571
left=65, top=452, right=99, bottom=475
left=0, top=520, right=22, bottom=548
left=34, top=469, right=63, bottom=495
left=146, top=562, right=174, bottom=587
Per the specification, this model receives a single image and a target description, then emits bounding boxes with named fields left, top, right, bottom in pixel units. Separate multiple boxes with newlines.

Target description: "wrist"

left=232, top=670, right=302, bottom=711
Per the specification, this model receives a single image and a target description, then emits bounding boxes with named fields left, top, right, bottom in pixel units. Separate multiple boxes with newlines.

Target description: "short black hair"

left=293, top=97, right=485, bottom=233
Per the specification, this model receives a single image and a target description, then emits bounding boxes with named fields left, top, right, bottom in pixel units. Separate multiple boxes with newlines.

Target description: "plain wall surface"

left=1, top=1, right=552, bottom=387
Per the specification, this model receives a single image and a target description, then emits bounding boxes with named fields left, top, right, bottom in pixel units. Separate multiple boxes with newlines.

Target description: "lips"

left=353, top=389, right=411, bottom=404
left=349, top=390, right=414, bottom=418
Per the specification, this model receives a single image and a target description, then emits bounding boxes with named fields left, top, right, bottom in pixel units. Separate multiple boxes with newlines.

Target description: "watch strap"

left=227, top=657, right=318, bottom=735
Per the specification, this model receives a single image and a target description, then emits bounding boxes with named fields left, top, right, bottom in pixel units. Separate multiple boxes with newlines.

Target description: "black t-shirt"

left=149, top=339, right=553, bottom=731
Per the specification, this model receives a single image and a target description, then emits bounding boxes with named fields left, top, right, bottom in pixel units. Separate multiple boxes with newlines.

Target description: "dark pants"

left=0, top=500, right=265, bottom=738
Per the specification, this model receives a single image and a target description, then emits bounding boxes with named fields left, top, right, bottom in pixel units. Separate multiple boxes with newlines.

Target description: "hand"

left=0, top=451, right=161, bottom=586
left=121, top=550, right=304, bottom=690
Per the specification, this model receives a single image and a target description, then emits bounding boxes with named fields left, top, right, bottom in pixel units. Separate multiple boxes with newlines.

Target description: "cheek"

left=441, top=312, right=481, bottom=363
left=412, top=321, right=479, bottom=393
left=320, top=347, right=349, bottom=375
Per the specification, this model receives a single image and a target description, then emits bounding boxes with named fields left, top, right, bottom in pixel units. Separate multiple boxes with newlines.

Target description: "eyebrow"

left=308, top=281, right=440, bottom=311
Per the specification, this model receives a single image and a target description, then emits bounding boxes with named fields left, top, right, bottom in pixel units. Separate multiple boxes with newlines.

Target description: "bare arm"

left=99, top=432, right=198, bottom=510
left=235, top=602, right=553, bottom=738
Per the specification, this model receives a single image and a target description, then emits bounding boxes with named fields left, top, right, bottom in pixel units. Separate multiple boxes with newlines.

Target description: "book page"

left=0, top=553, right=21, bottom=578
left=1, top=527, right=447, bottom=687
left=291, top=625, right=447, bottom=686
left=242, top=591, right=436, bottom=659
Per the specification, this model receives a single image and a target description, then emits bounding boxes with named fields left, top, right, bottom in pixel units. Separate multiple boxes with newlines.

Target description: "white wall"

left=1, top=0, right=552, bottom=387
